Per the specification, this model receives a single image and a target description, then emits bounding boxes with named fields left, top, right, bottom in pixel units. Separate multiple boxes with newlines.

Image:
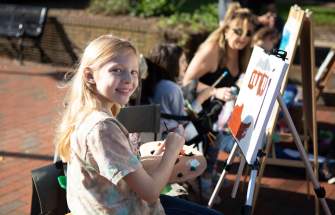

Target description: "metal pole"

left=208, top=142, right=238, bottom=207
left=243, top=168, right=258, bottom=215
left=232, top=156, right=246, bottom=198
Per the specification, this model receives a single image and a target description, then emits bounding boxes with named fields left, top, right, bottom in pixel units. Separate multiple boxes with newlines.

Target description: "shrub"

left=131, top=0, right=187, bottom=17
left=89, top=0, right=131, bottom=15
left=163, top=3, right=218, bottom=32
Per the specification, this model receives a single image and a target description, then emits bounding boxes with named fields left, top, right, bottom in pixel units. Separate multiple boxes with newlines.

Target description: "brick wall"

left=0, top=13, right=163, bottom=66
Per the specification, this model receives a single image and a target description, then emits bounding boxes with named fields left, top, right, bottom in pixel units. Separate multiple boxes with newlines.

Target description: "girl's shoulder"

left=157, top=79, right=178, bottom=88
left=155, top=80, right=182, bottom=96
left=79, top=111, right=128, bottom=138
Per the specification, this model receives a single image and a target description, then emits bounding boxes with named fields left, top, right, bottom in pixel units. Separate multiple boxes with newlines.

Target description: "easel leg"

left=252, top=133, right=272, bottom=214
left=278, top=96, right=332, bottom=215
left=242, top=167, right=258, bottom=215
left=208, top=142, right=238, bottom=208
left=231, top=156, right=246, bottom=198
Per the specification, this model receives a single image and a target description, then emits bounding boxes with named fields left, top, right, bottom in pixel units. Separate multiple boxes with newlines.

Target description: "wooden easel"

left=254, top=5, right=322, bottom=215
left=315, top=48, right=335, bottom=99
left=207, top=45, right=331, bottom=214
left=209, top=5, right=330, bottom=215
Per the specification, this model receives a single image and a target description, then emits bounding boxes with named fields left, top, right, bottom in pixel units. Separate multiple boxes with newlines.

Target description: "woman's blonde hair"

left=54, top=35, right=138, bottom=161
left=201, top=3, right=257, bottom=72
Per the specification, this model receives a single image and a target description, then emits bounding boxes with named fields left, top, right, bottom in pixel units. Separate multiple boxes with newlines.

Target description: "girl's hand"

left=153, top=125, right=185, bottom=156
left=214, top=87, right=235, bottom=101
left=171, top=124, right=185, bottom=137
left=164, top=125, right=185, bottom=154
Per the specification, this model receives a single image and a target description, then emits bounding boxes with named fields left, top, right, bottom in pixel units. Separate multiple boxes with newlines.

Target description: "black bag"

left=31, top=163, right=69, bottom=215
left=193, top=99, right=223, bottom=135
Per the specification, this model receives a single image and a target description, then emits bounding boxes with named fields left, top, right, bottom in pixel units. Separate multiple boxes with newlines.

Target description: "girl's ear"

left=84, top=67, right=95, bottom=84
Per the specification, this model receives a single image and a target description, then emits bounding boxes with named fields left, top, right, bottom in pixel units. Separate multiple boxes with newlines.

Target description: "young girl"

left=252, top=26, right=280, bottom=52
left=142, top=43, right=213, bottom=140
left=141, top=43, right=188, bottom=133
left=55, top=35, right=223, bottom=215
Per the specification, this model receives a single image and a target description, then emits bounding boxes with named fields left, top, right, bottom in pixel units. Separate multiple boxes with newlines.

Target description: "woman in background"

left=182, top=3, right=257, bottom=200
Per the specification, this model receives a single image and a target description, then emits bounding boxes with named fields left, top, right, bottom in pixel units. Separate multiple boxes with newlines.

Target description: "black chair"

left=117, top=104, right=161, bottom=140
left=31, top=162, right=69, bottom=215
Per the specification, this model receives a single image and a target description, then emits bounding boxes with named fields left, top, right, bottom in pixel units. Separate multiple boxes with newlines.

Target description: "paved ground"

left=0, top=56, right=335, bottom=214
left=0, top=58, right=69, bottom=214
left=0, top=3, right=334, bottom=215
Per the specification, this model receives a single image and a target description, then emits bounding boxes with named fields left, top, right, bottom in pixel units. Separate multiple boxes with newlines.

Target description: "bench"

left=0, top=4, right=48, bottom=64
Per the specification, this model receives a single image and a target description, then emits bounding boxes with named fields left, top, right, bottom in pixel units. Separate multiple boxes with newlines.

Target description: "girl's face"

left=225, top=19, right=254, bottom=50
left=92, top=50, right=139, bottom=105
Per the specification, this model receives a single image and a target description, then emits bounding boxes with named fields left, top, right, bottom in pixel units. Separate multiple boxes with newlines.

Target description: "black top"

left=199, top=67, right=239, bottom=88
left=198, top=67, right=240, bottom=114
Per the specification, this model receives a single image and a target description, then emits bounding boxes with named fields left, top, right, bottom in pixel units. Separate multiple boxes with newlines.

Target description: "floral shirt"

left=67, top=111, right=165, bottom=215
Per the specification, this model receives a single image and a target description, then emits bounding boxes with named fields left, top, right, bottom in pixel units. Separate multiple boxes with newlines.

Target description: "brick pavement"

left=0, top=58, right=69, bottom=214
left=0, top=56, right=335, bottom=214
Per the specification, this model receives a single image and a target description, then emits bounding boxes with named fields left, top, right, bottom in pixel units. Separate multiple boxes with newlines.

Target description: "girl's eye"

left=131, top=70, right=139, bottom=76
left=111, top=68, right=122, bottom=73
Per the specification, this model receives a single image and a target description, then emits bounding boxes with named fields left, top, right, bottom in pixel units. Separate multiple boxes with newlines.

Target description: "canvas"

left=228, top=46, right=289, bottom=164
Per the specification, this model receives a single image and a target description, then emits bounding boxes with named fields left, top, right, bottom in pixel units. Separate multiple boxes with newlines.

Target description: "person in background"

left=183, top=3, right=256, bottom=103
left=220, top=0, right=283, bottom=31
left=182, top=2, right=257, bottom=200
left=142, top=43, right=214, bottom=140
left=252, top=26, right=280, bottom=51
left=141, top=43, right=188, bottom=133
left=54, top=34, right=222, bottom=215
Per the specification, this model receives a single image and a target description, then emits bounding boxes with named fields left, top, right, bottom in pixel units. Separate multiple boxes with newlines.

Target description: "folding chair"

left=31, top=162, right=69, bottom=215
left=117, top=104, right=161, bottom=141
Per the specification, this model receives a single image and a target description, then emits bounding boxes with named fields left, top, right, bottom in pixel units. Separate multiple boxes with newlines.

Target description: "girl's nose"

left=122, top=70, right=133, bottom=83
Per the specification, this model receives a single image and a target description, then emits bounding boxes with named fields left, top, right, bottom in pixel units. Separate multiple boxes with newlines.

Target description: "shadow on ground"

left=0, top=0, right=90, bottom=9
left=213, top=184, right=335, bottom=215
left=0, top=69, right=69, bottom=81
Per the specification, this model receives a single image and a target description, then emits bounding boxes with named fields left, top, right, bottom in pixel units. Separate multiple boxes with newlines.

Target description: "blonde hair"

left=201, top=3, right=257, bottom=72
left=55, top=35, right=138, bottom=161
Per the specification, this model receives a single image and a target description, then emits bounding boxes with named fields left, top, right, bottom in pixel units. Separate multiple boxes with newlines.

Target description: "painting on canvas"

left=228, top=46, right=289, bottom=164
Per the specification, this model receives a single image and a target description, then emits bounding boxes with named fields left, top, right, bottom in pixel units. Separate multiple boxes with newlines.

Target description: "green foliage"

left=132, top=0, right=187, bottom=17
left=88, top=1, right=334, bottom=27
left=163, top=3, right=218, bottom=32
left=88, top=0, right=219, bottom=40
left=277, top=3, right=335, bottom=26
left=303, top=5, right=335, bottom=25
left=89, top=0, right=131, bottom=15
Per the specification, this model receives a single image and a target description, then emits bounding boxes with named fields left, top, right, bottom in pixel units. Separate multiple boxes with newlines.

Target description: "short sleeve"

left=153, top=80, right=187, bottom=130
left=154, top=80, right=186, bottom=116
left=86, top=119, right=142, bottom=185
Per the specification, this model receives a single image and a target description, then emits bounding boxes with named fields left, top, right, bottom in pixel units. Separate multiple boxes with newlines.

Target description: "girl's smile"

left=91, top=50, right=139, bottom=105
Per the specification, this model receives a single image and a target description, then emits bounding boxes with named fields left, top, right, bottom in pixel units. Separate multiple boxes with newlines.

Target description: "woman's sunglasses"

left=232, top=28, right=253, bottom=37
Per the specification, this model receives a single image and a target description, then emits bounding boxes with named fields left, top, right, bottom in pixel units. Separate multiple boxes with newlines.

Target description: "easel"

left=254, top=6, right=325, bottom=215
left=211, top=5, right=328, bottom=215
left=315, top=48, right=335, bottom=99
left=208, top=94, right=332, bottom=215
left=207, top=5, right=332, bottom=211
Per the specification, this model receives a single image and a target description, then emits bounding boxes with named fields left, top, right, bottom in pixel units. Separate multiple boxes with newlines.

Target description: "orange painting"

left=228, top=104, right=251, bottom=141
left=227, top=46, right=288, bottom=164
